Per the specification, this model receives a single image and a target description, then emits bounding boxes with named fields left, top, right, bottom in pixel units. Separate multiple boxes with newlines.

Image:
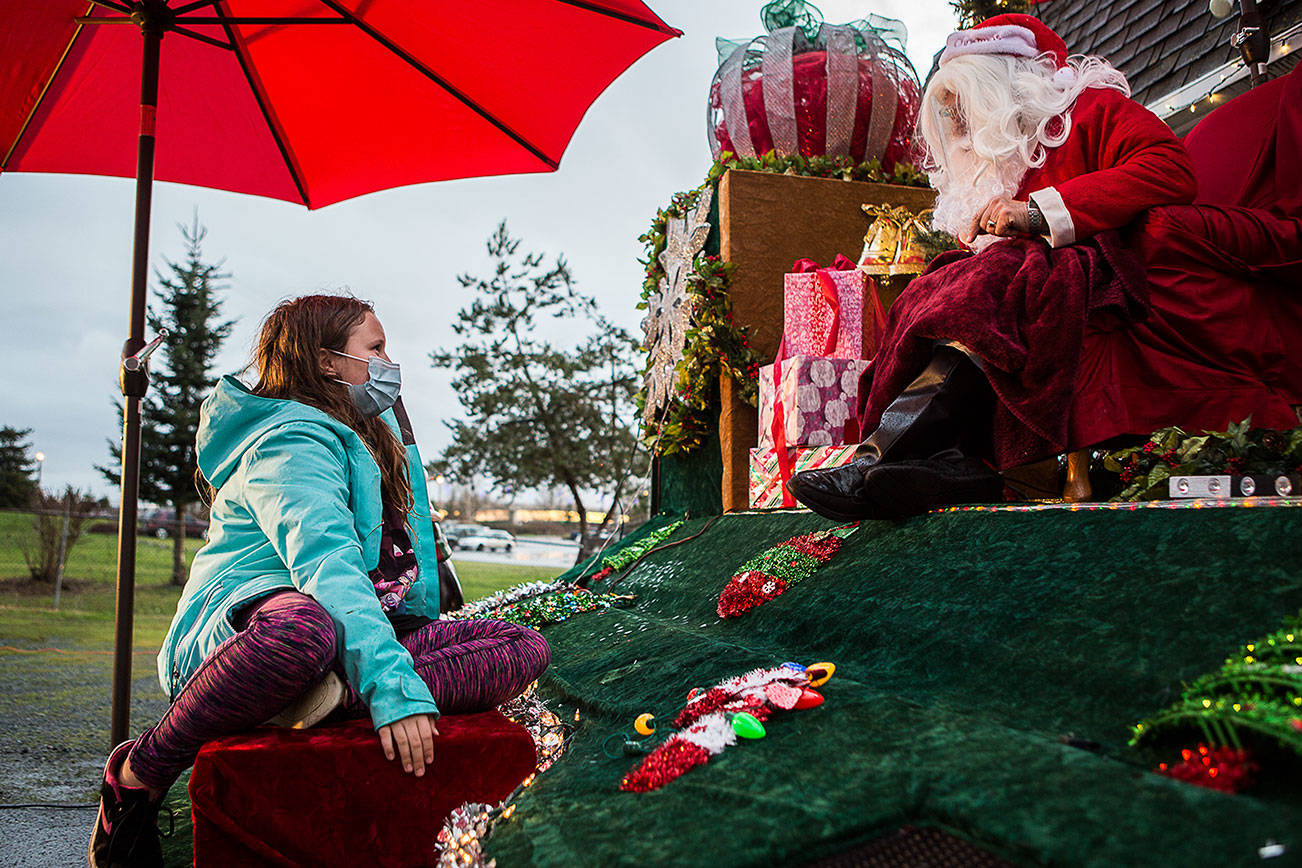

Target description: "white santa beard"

left=929, top=137, right=1032, bottom=252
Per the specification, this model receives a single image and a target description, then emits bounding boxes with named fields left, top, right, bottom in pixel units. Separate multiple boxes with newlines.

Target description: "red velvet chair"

left=1068, top=65, right=1302, bottom=451
left=189, top=712, right=537, bottom=868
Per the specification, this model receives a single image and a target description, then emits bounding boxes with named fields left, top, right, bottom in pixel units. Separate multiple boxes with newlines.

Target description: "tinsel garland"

left=470, top=589, right=634, bottom=630
left=1131, top=610, right=1302, bottom=788
left=620, top=663, right=828, bottom=792
left=1104, top=419, right=1302, bottom=501
left=937, top=498, right=1302, bottom=513
left=447, top=583, right=634, bottom=630
left=444, top=580, right=569, bottom=620
left=582, top=520, right=686, bottom=584
left=717, top=525, right=857, bottom=618
left=637, top=153, right=928, bottom=456
left=435, top=688, right=572, bottom=867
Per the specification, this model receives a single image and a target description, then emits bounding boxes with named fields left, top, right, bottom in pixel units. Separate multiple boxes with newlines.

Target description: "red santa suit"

left=1019, top=87, right=1197, bottom=249
left=857, top=13, right=1302, bottom=471
left=857, top=72, right=1302, bottom=468
left=1063, top=69, right=1302, bottom=450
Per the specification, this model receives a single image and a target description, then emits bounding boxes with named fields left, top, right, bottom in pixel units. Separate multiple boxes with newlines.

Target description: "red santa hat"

left=939, top=14, right=1074, bottom=83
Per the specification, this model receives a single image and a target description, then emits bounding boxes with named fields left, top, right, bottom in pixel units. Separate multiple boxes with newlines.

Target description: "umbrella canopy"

left=1, top=0, right=678, bottom=746
left=2, top=0, right=679, bottom=206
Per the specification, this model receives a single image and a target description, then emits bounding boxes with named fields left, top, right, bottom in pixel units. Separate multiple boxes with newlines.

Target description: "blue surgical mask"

left=331, top=350, right=401, bottom=417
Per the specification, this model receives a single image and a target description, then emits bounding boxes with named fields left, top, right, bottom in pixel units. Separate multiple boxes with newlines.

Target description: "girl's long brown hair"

left=251, top=295, right=412, bottom=517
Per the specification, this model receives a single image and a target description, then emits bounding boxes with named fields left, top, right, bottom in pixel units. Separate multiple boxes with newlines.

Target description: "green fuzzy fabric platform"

left=486, top=508, right=1302, bottom=867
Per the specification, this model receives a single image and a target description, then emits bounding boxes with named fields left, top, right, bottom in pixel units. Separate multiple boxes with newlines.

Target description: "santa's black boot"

left=785, top=345, right=1002, bottom=520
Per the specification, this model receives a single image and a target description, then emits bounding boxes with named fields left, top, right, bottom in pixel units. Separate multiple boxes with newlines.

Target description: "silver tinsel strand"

left=434, top=686, right=573, bottom=867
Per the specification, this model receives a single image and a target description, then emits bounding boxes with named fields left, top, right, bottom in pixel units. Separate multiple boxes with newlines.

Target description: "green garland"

left=602, top=519, right=684, bottom=571
left=1131, top=611, right=1302, bottom=757
left=1103, top=419, right=1302, bottom=501
left=637, top=153, right=929, bottom=456
left=457, top=588, right=635, bottom=630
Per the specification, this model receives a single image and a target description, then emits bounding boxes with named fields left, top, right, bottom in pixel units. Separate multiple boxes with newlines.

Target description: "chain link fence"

left=0, top=505, right=196, bottom=607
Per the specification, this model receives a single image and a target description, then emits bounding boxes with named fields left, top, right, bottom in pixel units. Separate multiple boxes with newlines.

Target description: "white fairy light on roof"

left=1150, top=21, right=1302, bottom=120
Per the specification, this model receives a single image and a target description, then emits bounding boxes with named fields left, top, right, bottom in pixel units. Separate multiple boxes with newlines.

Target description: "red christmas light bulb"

left=794, top=689, right=824, bottom=710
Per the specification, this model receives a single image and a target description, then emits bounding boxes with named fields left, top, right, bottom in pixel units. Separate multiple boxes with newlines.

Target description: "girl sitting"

left=90, top=294, right=550, bottom=868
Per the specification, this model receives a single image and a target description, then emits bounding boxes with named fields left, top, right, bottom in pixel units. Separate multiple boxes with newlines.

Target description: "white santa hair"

left=918, top=14, right=1130, bottom=245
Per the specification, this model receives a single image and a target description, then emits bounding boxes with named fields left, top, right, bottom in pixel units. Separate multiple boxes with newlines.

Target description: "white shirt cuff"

left=1031, top=187, right=1074, bottom=248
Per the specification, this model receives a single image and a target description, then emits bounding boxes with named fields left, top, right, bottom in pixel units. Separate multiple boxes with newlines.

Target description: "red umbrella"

left=0, top=0, right=679, bottom=745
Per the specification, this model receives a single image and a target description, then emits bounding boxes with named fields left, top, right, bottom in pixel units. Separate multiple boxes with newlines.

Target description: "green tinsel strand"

left=1133, top=610, right=1302, bottom=758
left=601, top=520, right=685, bottom=572
left=460, top=589, right=635, bottom=630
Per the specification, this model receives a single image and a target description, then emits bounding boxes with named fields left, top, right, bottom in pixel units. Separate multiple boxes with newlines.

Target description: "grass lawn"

left=0, top=508, right=563, bottom=650
left=0, top=509, right=567, bottom=863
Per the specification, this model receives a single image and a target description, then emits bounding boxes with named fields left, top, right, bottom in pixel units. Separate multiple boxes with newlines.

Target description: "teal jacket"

left=156, top=376, right=441, bottom=729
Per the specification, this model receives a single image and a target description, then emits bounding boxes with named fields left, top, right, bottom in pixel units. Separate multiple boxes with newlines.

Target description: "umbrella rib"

left=171, top=25, right=235, bottom=50
left=213, top=4, right=313, bottom=206
left=551, top=0, right=680, bottom=35
left=3, top=12, right=89, bottom=171
left=313, top=0, right=560, bottom=170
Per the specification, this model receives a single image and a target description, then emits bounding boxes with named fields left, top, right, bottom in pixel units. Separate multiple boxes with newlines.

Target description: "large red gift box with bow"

left=189, top=712, right=536, bottom=868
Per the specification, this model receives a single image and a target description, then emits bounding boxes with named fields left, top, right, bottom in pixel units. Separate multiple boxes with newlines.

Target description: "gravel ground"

left=0, top=647, right=173, bottom=867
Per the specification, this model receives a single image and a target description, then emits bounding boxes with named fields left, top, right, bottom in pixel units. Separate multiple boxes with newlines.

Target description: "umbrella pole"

left=111, top=7, right=164, bottom=749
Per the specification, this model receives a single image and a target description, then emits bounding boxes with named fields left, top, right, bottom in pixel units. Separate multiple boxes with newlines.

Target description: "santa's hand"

left=965, top=197, right=1031, bottom=243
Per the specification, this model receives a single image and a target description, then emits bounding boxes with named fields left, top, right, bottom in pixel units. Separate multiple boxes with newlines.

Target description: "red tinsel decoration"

left=673, top=690, right=769, bottom=730
left=716, top=526, right=856, bottom=619
left=620, top=740, right=710, bottom=793
left=1156, top=744, right=1258, bottom=793
left=587, top=567, right=615, bottom=584
left=717, top=570, right=790, bottom=618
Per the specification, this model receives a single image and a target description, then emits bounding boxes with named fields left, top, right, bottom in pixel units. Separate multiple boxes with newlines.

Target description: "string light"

left=1133, top=612, right=1302, bottom=793
left=434, top=687, right=575, bottom=867
left=1150, top=23, right=1301, bottom=120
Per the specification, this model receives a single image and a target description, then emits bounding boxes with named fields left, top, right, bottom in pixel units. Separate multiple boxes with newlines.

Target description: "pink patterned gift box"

left=758, top=354, right=870, bottom=449
left=784, top=268, right=865, bottom=359
left=748, top=445, right=857, bottom=509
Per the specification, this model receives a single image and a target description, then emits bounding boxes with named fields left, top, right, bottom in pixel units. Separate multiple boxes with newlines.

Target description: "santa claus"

left=787, top=13, right=1201, bottom=520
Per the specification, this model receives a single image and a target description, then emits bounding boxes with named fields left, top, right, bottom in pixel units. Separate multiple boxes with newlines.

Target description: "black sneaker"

left=88, top=740, right=163, bottom=868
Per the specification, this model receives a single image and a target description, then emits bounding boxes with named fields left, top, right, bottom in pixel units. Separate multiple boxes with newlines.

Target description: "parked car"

left=140, top=508, right=209, bottom=540
left=455, top=528, right=515, bottom=552
left=441, top=522, right=487, bottom=549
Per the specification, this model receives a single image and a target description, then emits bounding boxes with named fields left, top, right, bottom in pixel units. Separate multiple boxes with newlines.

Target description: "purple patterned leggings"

left=127, top=591, right=550, bottom=792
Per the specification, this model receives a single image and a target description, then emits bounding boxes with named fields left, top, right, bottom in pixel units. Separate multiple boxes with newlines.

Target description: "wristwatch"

left=1027, top=199, right=1048, bottom=235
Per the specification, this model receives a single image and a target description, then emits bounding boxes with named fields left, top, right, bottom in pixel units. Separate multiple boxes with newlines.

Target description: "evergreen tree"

left=950, top=0, right=1032, bottom=28
left=0, top=426, right=38, bottom=508
left=100, top=214, right=234, bottom=584
left=430, top=222, right=643, bottom=561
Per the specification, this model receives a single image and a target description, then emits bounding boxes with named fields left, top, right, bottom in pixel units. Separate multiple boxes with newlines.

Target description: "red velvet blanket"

left=857, top=231, right=1148, bottom=469
left=190, top=712, right=537, bottom=868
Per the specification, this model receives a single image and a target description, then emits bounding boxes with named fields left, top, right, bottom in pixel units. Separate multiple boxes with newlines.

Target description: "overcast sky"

left=0, top=0, right=954, bottom=502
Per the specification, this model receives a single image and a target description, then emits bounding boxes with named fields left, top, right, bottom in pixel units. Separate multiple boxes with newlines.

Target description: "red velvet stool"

left=189, top=712, right=536, bottom=868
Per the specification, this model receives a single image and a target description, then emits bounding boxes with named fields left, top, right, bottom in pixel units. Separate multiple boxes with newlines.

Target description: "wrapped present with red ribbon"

left=749, top=445, right=857, bottom=509
left=758, top=354, right=869, bottom=450
left=783, top=255, right=865, bottom=359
